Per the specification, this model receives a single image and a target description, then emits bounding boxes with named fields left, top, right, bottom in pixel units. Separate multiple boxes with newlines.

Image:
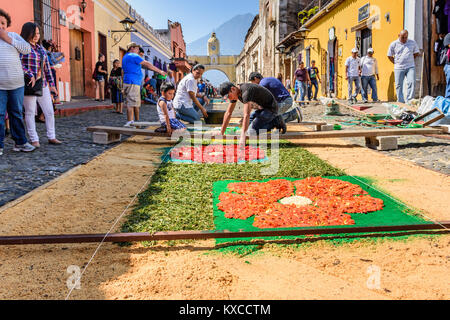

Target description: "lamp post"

left=80, top=0, right=87, bottom=13
left=110, top=17, right=137, bottom=47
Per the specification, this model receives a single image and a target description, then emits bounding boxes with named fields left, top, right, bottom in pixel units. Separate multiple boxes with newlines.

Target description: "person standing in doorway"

left=94, top=53, right=107, bottom=102
left=122, top=42, right=166, bottom=127
left=307, top=60, right=321, bottom=101
left=345, top=48, right=362, bottom=104
left=387, top=30, right=420, bottom=104
left=360, top=48, right=380, bottom=103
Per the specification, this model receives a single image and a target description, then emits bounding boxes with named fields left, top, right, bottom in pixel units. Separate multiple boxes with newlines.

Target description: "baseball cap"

left=127, top=42, right=141, bottom=50
left=351, top=48, right=359, bottom=53
left=367, top=48, right=374, bottom=53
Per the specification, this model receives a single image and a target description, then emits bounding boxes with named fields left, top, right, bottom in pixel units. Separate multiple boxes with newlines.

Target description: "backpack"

left=438, top=47, right=449, bottom=66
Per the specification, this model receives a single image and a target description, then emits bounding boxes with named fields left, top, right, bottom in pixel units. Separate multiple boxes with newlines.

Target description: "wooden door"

left=98, top=33, right=109, bottom=98
left=69, top=29, right=85, bottom=97
left=119, top=48, right=126, bottom=65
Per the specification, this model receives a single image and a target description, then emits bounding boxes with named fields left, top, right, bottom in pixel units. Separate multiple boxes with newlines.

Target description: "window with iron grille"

left=33, top=0, right=61, bottom=50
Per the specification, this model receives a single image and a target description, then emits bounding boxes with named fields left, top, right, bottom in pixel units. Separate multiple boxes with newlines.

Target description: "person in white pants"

left=19, top=22, right=61, bottom=148
left=23, top=86, right=57, bottom=145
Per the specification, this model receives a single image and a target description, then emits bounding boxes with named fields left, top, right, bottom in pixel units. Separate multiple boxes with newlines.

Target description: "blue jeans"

left=361, top=75, right=378, bottom=101
left=394, top=67, right=415, bottom=103
left=277, top=96, right=293, bottom=114
left=308, top=79, right=319, bottom=100
left=348, top=76, right=361, bottom=100
left=249, top=96, right=294, bottom=124
left=444, top=64, right=450, bottom=99
left=0, top=87, right=28, bottom=148
left=250, top=107, right=300, bottom=133
left=175, top=104, right=202, bottom=124
left=299, top=82, right=308, bottom=102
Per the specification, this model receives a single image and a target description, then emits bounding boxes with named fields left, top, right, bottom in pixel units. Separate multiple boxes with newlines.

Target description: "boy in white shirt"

left=345, top=48, right=362, bottom=104
left=360, top=48, right=380, bottom=103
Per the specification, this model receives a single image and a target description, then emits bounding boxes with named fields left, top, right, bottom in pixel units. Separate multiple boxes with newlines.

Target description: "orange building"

left=169, top=21, right=192, bottom=83
left=2, top=0, right=96, bottom=101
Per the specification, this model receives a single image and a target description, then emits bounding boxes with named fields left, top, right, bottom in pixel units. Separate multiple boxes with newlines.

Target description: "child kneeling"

left=156, top=82, right=186, bottom=135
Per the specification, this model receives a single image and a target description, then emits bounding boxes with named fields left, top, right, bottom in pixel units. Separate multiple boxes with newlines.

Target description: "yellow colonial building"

left=279, top=0, right=418, bottom=102
left=93, top=0, right=133, bottom=74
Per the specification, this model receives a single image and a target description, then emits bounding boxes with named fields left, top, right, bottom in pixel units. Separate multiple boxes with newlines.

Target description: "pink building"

left=2, top=0, right=96, bottom=100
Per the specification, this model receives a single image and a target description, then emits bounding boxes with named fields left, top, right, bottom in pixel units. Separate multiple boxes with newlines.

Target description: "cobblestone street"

left=300, top=102, right=450, bottom=175
left=0, top=105, right=159, bottom=207
left=1, top=101, right=449, bottom=208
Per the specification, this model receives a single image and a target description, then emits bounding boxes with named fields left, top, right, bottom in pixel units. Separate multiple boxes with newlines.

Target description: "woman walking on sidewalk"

left=20, top=22, right=61, bottom=148
left=0, top=10, right=35, bottom=156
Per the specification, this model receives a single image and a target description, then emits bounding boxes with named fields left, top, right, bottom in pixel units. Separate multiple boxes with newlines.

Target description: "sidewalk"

left=55, top=97, right=114, bottom=117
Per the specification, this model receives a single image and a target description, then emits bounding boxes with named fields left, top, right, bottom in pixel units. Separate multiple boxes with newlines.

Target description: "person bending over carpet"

left=219, top=82, right=301, bottom=146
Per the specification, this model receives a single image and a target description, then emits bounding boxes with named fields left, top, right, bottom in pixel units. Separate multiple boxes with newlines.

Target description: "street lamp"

left=277, top=44, right=286, bottom=54
left=120, top=17, right=136, bottom=32
left=80, top=0, right=87, bottom=13
left=110, top=17, right=137, bottom=47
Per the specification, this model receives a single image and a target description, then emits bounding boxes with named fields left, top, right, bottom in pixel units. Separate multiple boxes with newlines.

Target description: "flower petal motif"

left=171, top=145, right=266, bottom=164
left=217, top=178, right=384, bottom=229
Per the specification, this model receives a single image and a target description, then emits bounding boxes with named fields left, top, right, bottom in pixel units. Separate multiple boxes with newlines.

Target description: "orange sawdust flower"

left=217, top=178, right=384, bottom=229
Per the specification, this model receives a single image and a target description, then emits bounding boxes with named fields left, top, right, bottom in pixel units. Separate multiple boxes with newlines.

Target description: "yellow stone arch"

left=189, top=55, right=238, bottom=83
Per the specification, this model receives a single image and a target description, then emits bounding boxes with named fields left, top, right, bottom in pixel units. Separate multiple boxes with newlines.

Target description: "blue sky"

left=127, top=0, right=259, bottom=44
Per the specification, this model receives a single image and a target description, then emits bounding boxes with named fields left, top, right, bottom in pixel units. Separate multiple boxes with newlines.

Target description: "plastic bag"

left=384, top=103, right=407, bottom=119
left=417, top=96, right=435, bottom=115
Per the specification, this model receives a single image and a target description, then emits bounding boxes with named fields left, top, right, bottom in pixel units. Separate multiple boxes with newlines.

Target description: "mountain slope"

left=187, top=13, right=255, bottom=56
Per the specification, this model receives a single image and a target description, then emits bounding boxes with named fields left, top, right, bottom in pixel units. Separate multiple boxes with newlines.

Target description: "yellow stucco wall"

left=303, top=0, right=404, bottom=101
left=94, top=0, right=131, bottom=70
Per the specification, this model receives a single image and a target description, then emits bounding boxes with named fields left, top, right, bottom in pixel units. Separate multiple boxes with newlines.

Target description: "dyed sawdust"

left=0, top=130, right=448, bottom=300
left=212, top=177, right=432, bottom=255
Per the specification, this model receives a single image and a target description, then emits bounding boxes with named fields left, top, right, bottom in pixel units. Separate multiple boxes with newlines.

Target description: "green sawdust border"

left=212, top=176, right=433, bottom=254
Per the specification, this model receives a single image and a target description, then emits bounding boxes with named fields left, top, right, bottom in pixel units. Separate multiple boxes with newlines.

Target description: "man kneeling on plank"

left=219, top=81, right=301, bottom=146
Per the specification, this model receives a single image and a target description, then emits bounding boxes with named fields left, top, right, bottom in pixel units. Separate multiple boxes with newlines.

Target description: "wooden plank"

left=201, top=128, right=444, bottom=141
left=88, top=126, right=444, bottom=140
left=0, top=222, right=448, bottom=245
left=87, top=126, right=170, bottom=137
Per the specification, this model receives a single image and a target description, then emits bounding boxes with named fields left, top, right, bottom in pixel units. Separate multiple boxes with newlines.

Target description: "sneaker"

left=13, top=143, right=36, bottom=153
left=0, top=148, right=3, bottom=156
left=363, top=100, right=368, bottom=104
left=348, top=99, right=353, bottom=105
left=275, top=115, right=287, bottom=134
left=124, top=121, right=134, bottom=128
left=294, top=106, right=303, bottom=123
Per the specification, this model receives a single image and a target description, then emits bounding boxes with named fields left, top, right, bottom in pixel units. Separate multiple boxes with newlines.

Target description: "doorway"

left=327, top=38, right=338, bottom=95
left=360, top=28, right=373, bottom=56
left=98, top=33, right=109, bottom=98
left=69, top=29, right=85, bottom=97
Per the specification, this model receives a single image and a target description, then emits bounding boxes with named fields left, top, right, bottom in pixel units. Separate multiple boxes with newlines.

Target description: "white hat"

left=351, top=48, right=359, bottom=53
left=367, top=48, right=374, bottom=53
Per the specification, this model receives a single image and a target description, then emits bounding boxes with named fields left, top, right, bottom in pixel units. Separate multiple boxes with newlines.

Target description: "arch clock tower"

left=208, top=32, right=220, bottom=65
